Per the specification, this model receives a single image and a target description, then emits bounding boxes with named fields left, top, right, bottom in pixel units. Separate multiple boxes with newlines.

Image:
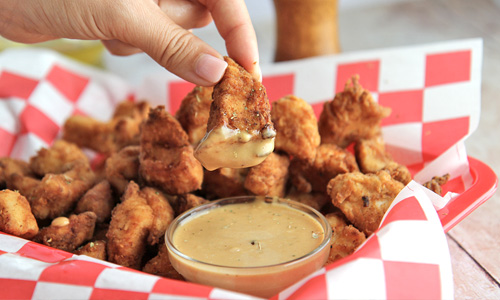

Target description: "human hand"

left=0, top=0, right=260, bottom=86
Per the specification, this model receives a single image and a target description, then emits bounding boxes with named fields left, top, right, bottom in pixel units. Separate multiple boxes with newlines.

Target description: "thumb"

left=117, top=1, right=227, bottom=86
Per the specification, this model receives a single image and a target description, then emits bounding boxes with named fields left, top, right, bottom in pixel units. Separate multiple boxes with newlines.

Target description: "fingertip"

left=195, top=54, right=228, bottom=85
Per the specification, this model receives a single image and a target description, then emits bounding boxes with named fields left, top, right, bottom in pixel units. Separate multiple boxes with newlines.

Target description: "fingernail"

left=196, top=54, right=228, bottom=84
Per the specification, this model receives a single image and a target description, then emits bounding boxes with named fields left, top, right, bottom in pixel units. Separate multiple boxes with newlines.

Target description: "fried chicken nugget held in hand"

left=327, top=171, right=405, bottom=236
left=62, top=101, right=150, bottom=154
left=271, top=95, right=320, bottom=162
left=355, top=138, right=412, bottom=185
left=29, top=140, right=88, bottom=176
left=140, top=106, right=203, bottom=195
left=74, top=240, right=107, bottom=261
left=105, top=145, right=140, bottom=196
left=195, top=57, right=276, bottom=171
left=244, top=152, right=290, bottom=198
left=106, top=181, right=174, bottom=269
left=324, top=211, right=366, bottom=265
left=33, top=212, right=97, bottom=252
left=30, top=161, right=96, bottom=220
left=290, top=144, right=359, bottom=194
left=74, top=180, right=115, bottom=223
left=143, top=242, right=184, bottom=281
left=175, top=86, right=214, bottom=146
left=318, top=76, right=391, bottom=148
left=0, top=189, right=39, bottom=239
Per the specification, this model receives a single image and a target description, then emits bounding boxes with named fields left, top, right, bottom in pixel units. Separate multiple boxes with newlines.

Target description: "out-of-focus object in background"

left=273, top=0, right=340, bottom=61
left=0, top=38, right=104, bottom=66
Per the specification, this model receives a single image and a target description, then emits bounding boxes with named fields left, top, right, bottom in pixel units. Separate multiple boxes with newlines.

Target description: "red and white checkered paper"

left=0, top=38, right=483, bottom=299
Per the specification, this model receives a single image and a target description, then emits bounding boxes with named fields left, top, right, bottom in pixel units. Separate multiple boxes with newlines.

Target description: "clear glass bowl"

left=165, top=196, right=332, bottom=298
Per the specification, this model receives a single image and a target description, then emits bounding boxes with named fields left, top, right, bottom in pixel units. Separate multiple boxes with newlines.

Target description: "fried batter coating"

left=169, top=193, right=209, bottom=216
left=105, top=145, right=140, bottom=196
left=74, top=240, right=107, bottom=261
left=0, top=189, right=39, bottom=239
left=290, top=143, right=359, bottom=193
left=29, top=140, right=88, bottom=176
left=195, top=57, right=276, bottom=171
left=318, top=76, right=391, bottom=148
left=271, top=95, right=320, bottom=161
left=30, top=161, right=96, bottom=220
left=202, top=167, right=248, bottom=199
left=325, top=211, right=366, bottom=265
left=0, top=158, right=34, bottom=189
left=74, top=180, right=115, bottom=223
left=355, top=138, right=412, bottom=185
left=285, top=188, right=329, bottom=212
left=175, top=86, right=214, bottom=146
left=143, top=242, right=184, bottom=280
left=33, top=212, right=97, bottom=252
left=139, top=106, right=203, bottom=195
left=62, top=101, right=150, bottom=154
left=244, top=152, right=290, bottom=197
left=327, top=170, right=405, bottom=236
left=423, top=174, right=450, bottom=195
left=106, top=181, right=174, bottom=269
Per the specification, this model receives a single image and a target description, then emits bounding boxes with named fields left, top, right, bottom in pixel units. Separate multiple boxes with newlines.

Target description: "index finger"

left=202, top=0, right=261, bottom=81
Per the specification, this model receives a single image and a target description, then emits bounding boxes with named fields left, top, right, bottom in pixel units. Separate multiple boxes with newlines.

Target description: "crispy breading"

left=139, top=106, right=203, bottom=195
left=318, top=76, right=391, bottom=148
left=285, top=188, right=329, bottom=212
left=33, top=212, right=97, bottom=252
left=74, top=180, right=116, bottom=223
left=290, top=143, right=359, bottom=193
left=30, top=161, right=96, bottom=220
left=202, top=167, right=248, bottom=199
left=74, top=240, right=107, bottom=261
left=324, top=211, right=366, bottom=265
left=62, top=101, right=150, bottom=154
left=29, top=140, right=88, bottom=176
left=423, top=174, right=450, bottom=195
left=244, top=152, right=290, bottom=197
left=355, top=138, right=412, bottom=185
left=1, top=157, right=34, bottom=189
left=169, top=193, right=209, bottom=216
left=271, top=95, right=320, bottom=161
left=0, top=189, right=39, bottom=239
left=143, top=242, right=184, bottom=281
left=106, top=181, right=174, bottom=269
left=327, top=170, right=405, bottom=236
left=175, top=86, right=214, bottom=146
left=105, top=145, right=140, bottom=196
left=194, top=57, right=276, bottom=170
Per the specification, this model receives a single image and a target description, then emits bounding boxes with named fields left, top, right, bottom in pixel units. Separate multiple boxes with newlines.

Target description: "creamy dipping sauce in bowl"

left=165, top=196, right=332, bottom=298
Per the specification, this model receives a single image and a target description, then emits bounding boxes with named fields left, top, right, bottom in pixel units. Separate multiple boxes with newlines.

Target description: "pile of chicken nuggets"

left=0, top=57, right=448, bottom=280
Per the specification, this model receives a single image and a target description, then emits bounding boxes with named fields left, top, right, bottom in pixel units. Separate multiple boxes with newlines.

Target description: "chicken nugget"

left=169, top=193, right=209, bottom=216
left=62, top=101, right=150, bottom=154
left=141, top=187, right=175, bottom=245
left=175, top=86, right=214, bottom=146
left=74, top=240, right=107, bottom=261
left=285, top=188, right=329, bottom=212
left=105, top=145, right=140, bottom=195
left=244, top=152, right=290, bottom=197
left=30, top=161, right=96, bottom=220
left=74, top=180, right=115, bottom=223
left=271, top=95, right=320, bottom=161
left=318, top=76, right=391, bottom=148
left=290, top=143, right=359, bottom=193
left=324, top=211, right=366, bottom=265
left=195, top=57, right=276, bottom=171
left=0, top=189, right=39, bottom=239
left=355, top=138, right=412, bottom=185
left=143, top=242, right=184, bottom=280
left=202, top=167, right=248, bottom=199
left=29, top=140, right=88, bottom=176
left=423, top=174, right=450, bottom=195
left=33, top=212, right=97, bottom=252
left=327, top=170, right=404, bottom=236
left=139, top=106, right=203, bottom=195
left=0, top=157, right=34, bottom=189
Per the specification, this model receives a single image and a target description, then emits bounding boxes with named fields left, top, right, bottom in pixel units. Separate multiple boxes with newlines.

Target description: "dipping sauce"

left=166, top=196, right=332, bottom=298
left=194, top=125, right=275, bottom=171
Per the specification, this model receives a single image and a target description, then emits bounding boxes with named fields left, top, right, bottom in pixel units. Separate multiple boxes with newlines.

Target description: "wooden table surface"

left=251, top=0, right=500, bottom=298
